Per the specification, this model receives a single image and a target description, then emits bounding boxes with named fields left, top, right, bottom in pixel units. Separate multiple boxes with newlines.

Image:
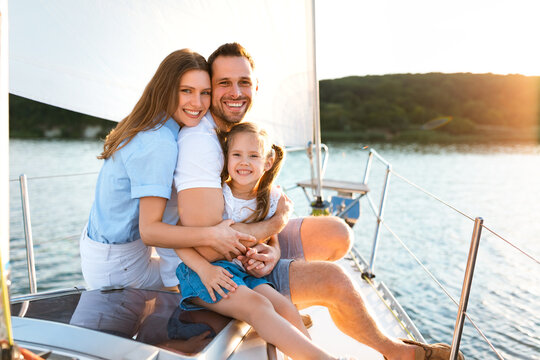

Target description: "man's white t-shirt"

left=174, top=113, right=223, bottom=192
left=157, top=113, right=224, bottom=286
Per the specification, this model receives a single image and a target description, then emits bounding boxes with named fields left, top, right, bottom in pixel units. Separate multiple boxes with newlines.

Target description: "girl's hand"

left=197, top=264, right=238, bottom=302
left=240, top=243, right=280, bottom=278
left=211, top=220, right=256, bottom=261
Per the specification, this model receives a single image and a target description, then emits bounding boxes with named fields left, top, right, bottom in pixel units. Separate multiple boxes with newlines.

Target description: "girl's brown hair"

left=99, top=49, right=209, bottom=159
left=221, top=122, right=285, bottom=223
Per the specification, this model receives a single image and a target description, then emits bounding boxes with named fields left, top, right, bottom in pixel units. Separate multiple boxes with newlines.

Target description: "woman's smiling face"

left=172, top=69, right=211, bottom=127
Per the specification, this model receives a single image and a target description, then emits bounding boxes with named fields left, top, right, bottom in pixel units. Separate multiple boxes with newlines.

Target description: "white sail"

left=9, top=0, right=315, bottom=147
left=1, top=0, right=12, bottom=345
left=1, top=1, right=8, bottom=264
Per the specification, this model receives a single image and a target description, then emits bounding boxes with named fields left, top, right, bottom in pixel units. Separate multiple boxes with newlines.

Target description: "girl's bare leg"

left=253, top=284, right=311, bottom=339
left=194, top=285, right=334, bottom=360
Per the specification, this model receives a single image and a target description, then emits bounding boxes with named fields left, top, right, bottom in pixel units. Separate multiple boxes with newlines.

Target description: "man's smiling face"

left=210, top=56, right=257, bottom=131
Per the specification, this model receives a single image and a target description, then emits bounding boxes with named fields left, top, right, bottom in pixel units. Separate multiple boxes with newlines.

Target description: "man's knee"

left=301, top=216, right=353, bottom=261
left=326, top=216, right=353, bottom=260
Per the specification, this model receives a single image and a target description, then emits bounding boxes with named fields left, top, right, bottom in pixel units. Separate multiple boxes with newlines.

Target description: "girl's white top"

left=223, top=183, right=281, bottom=222
left=223, top=182, right=282, bottom=270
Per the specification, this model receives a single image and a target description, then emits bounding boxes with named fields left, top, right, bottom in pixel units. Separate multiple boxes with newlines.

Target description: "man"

left=173, top=43, right=461, bottom=360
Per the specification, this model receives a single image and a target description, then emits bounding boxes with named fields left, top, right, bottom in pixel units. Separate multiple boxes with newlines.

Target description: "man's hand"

left=210, top=219, right=256, bottom=261
left=272, top=192, right=294, bottom=232
left=237, top=242, right=280, bottom=278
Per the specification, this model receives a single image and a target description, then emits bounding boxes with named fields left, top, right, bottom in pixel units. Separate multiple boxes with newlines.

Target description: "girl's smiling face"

left=172, top=69, right=211, bottom=127
left=227, top=131, right=272, bottom=191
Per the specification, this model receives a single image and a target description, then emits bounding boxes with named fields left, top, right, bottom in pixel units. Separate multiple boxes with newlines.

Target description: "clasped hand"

left=237, top=242, right=280, bottom=278
left=212, top=219, right=257, bottom=261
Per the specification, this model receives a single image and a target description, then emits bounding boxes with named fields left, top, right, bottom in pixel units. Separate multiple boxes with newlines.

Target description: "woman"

left=80, top=49, right=254, bottom=290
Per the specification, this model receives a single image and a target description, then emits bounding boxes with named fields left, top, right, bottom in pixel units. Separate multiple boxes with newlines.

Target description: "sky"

left=315, top=0, right=540, bottom=80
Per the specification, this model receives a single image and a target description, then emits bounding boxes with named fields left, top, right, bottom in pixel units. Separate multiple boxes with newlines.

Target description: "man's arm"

left=232, top=194, right=293, bottom=240
left=177, top=188, right=230, bottom=261
left=178, top=189, right=292, bottom=262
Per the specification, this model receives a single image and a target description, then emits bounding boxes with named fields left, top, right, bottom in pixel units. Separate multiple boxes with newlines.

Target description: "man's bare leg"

left=289, top=261, right=417, bottom=360
left=300, top=216, right=353, bottom=261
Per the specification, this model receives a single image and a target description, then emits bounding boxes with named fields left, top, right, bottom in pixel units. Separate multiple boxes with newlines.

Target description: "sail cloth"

left=9, top=0, right=315, bottom=147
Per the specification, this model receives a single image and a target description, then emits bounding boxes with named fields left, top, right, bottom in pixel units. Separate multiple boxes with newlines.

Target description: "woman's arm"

left=138, top=196, right=253, bottom=261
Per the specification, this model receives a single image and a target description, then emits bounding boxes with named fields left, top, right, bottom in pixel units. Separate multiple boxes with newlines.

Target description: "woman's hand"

left=197, top=263, right=238, bottom=302
left=210, top=219, right=256, bottom=261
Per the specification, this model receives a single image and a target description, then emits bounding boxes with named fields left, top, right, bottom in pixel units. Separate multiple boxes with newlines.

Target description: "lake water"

left=8, top=139, right=540, bottom=359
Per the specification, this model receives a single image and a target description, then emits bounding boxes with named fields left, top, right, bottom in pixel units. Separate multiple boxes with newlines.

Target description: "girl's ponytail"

left=246, top=144, right=284, bottom=223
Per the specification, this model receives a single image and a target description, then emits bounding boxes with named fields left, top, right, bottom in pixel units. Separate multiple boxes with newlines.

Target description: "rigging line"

left=463, top=311, right=505, bottom=360
left=482, top=225, right=540, bottom=265
left=380, top=221, right=460, bottom=308
left=9, top=171, right=99, bottom=182
left=365, top=194, right=381, bottom=218
left=390, top=170, right=475, bottom=222
left=11, top=233, right=80, bottom=246
left=391, top=170, right=538, bottom=265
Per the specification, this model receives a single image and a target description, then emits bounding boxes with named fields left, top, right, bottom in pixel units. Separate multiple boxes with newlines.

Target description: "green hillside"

left=9, top=73, right=540, bottom=143
left=9, top=94, right=115, bottom=139
left=320, top=73, right=539, bottom=143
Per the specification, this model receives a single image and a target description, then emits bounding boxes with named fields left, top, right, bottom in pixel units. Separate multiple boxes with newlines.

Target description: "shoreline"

left=322, top=128, right=539, bottom=145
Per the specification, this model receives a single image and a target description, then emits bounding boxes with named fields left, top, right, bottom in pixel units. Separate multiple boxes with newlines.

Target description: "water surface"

left=9, top=139, right=540, bottom=359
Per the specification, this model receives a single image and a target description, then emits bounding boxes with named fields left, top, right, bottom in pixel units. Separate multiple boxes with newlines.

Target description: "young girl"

left=80, top=49, right=254, bottom=290
left=175, top=123, right=351, bottom=360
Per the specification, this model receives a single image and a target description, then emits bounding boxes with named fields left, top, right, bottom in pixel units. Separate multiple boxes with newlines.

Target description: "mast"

left=308, top=0, right=326, bottom=211
left=311, top=0, right=322, bottom=202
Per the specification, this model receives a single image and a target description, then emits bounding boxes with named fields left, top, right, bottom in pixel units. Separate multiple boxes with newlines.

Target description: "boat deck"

left=231, top=248, right=424, bottom=359
left=10, top=247, right=423, bottom=360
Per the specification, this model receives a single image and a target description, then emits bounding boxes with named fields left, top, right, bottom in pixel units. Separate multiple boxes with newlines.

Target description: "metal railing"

left=18, top=175, right=37, bottom=294
left=10, top=171, right=98, bottom=295
left=356, top=148, right=539, bottom=360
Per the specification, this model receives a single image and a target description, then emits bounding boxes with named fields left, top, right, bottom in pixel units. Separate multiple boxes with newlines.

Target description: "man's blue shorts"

left=177, top=260, right=274, bottom=310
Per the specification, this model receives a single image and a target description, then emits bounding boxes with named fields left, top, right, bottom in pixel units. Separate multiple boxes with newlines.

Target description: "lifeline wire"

left=391, top=169, right=539, bottom=266
left=380, top=219, right=505, bottom=359
left=9, top=171, right=99, bottom=182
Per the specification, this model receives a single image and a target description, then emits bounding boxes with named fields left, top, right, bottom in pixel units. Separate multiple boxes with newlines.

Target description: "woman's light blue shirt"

left=87, top=118, right=180, bottom=244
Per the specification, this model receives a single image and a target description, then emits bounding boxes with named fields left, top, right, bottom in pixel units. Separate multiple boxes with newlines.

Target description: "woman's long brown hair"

left=99, top=49, right=209, bottom=159
left=221, top=122, right=285, bottom=223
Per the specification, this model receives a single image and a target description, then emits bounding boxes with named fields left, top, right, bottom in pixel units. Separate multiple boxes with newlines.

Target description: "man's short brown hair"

left=208, top=42, right=255, bottom=77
